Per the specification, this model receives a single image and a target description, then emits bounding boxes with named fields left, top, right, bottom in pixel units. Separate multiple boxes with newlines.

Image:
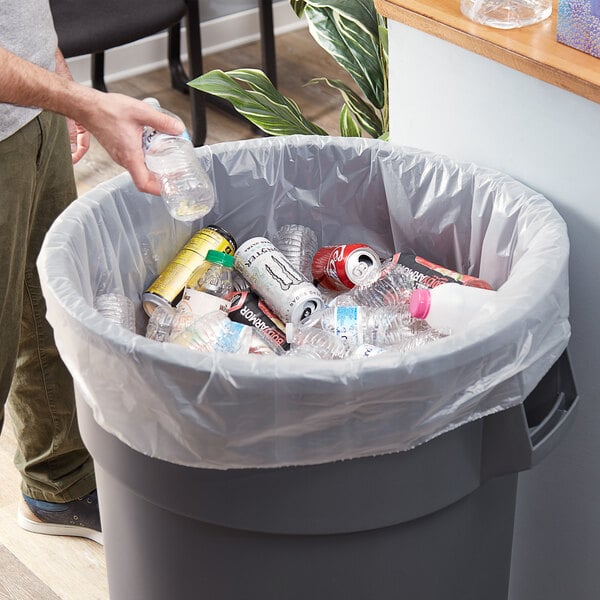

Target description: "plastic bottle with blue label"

left=169, top=310, right=253, bottom=354
left=142, top=97, right=215, bottom=221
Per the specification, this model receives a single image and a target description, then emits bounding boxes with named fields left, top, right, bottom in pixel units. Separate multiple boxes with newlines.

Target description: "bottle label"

left=321, top=306, right=363, bottom=346
left=142, top=126, right=191, bottom=152
left=178, top=288, right=230, bottom=317
left=215, top=321, right=251, bottom=354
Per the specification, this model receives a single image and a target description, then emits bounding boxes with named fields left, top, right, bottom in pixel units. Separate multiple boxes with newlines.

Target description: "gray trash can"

left=38, top=136, right=577, bottom=600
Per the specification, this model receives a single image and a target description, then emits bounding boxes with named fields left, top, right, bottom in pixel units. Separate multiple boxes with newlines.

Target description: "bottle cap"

left=143, top=97, right=161, bottom=109
left=205, top=249, right=234, bottom=268
left=409, top=288, right=432, bottom=319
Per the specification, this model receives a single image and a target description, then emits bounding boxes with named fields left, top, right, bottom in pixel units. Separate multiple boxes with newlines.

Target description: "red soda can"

left=312, top=244, right=381, bottom=291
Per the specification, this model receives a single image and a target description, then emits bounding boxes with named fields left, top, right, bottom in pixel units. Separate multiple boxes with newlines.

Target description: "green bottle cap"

left=205, top=249, right=234, bottom=268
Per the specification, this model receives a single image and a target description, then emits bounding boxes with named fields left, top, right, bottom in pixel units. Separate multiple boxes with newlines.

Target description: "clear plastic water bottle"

left=272, top=224, right=319, bottom=282
left=177, top=250, right=234, bottom=317
left=330, top=266, right=415, bottom=308
left=460, top=0, right=551, bottom=29
left=142, top=97, right=215, bottom=221
left=285, top=322, right=351, bottom=360
left=301, top=305, right=414, bottom=349
left=170, top=310, right=253, bottom=354
left=409, top=282, right=497, bottom=333
left=145, top=304, right=197, bottom=342
left=94, top=293, right=136, bottom=332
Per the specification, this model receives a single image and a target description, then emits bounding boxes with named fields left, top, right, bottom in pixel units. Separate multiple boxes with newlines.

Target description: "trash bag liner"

left=37, top=136, right=570, bottom=469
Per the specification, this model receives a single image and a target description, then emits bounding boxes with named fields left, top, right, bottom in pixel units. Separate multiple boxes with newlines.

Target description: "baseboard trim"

left=66, top=2, right=306, bottom=86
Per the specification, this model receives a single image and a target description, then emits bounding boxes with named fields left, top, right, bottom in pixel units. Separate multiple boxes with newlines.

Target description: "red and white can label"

left=312, top=244, right=381, bottom=291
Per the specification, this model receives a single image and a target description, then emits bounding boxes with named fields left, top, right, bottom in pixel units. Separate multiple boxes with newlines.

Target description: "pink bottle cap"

left=409, top=288, right=432, bottom=319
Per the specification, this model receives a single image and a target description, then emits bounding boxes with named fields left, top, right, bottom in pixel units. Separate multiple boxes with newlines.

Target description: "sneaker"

left=17, top=490, right=103, bottom=545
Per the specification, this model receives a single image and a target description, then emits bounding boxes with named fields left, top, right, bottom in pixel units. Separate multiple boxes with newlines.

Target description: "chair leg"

left=170, top=0, right=277, bottom=143
left=168, top=23, right=190, bottom=94
left=184, top=0, right=207, bottom=146
left=259, top=0, right=277, bottom=87
left=91, top=53, right=108, bottom=93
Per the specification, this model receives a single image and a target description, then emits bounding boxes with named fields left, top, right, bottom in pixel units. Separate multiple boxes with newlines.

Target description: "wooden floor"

left=0, top=27, right=352, bottom=600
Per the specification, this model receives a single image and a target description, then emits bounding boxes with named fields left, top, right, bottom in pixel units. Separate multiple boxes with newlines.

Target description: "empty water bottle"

left=170, top=310, right=253, bottom=354
left=301, top=305, right=413, bottom=349
left=285, top=322, right=351, bottom=360
left=142, top=97, right=215, bottom=221
left=178, top=250, right=234, bottom=317
left=272, top=224, right=319, bottom=281
left=145, top=304, right=197, bottom=342
left=330, top=266, right=415, bottom=308
left=94, top=293, right=136, bottom=333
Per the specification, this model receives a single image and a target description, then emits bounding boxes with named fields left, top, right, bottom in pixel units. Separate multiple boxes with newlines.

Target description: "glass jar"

left=460, top=0, right=552, bottom=29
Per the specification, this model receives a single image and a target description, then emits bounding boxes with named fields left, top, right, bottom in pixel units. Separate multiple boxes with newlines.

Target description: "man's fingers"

left=71, top=129, right=90, bottom=164
left=127, top=161, right=162, bottom=196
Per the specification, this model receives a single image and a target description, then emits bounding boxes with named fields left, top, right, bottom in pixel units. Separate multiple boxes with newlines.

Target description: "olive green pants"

left=0, top=111, right=95, bottom=502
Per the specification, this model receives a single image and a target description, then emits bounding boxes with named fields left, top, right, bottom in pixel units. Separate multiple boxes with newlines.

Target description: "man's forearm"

left=0, top=45, right=98, bottom=123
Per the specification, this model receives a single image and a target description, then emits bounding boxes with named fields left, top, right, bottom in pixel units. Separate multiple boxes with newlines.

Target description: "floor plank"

left=0, top=544, right=61, bottom=600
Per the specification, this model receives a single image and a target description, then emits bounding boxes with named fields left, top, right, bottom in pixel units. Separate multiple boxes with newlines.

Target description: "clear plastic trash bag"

left=37, top=136, right=570, bottom=469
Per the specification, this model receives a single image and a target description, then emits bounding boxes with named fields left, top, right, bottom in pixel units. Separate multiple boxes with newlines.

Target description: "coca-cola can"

left=234, top=237, right=323, bottom=323
left=312, top=244, right=381, bottom=291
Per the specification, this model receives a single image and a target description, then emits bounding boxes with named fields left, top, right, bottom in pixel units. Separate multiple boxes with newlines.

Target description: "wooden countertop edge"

left=375, top=0, right=600, bottom=105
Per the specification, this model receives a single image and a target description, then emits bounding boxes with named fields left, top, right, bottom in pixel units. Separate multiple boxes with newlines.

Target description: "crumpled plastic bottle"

left=169, top=310, right=253, bottom=354
left=272, top=224, right=319, bottom=282
left=94, top=293, right=136, bottom=333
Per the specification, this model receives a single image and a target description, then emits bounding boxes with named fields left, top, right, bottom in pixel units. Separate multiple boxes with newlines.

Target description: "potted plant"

left=188, top=0, right=388, bottom=139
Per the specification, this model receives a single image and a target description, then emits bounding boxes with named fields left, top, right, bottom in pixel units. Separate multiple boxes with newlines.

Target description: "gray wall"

left=201, top=0, right=285, bottom=21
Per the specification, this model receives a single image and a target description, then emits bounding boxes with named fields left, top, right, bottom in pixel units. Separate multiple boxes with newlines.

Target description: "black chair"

left=50, top=0, right=278, bottom=146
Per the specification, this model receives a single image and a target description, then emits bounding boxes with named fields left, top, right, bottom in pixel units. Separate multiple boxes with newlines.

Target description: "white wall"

left=66, top=2, right=304, bottom=86
left=388, top=20, right=600, bottom=600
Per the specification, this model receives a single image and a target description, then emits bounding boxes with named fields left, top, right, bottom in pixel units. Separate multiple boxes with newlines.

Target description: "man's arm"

left=54, top=49, right=90, bottom=164
left=0, top=45, right=184, bottom=194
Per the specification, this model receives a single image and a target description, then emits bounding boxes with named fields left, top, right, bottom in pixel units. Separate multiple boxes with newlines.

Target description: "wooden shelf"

left=374, top=0, right=600, bottom=104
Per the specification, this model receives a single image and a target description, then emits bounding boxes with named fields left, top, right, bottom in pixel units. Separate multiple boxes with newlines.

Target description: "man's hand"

left=0, top=45, right=185, bottom=194
left=67, top=119, right=90, bottom=164
left=74, top=91, right=185, bottom=195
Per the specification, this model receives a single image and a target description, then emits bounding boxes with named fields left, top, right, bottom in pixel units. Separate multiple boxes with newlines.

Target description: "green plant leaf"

left=339, top=104, right=362, bottom=137
left=188, top=68, right=328, bottom=136
left=289, top=0, right=307, bottom=17
left=302, top=0, right=385, bottom=109
left=378, top=22, right=389, bottom=66
left=309, top=77, right=383, bottom=138
left=307, top=0, right=379, bottom=37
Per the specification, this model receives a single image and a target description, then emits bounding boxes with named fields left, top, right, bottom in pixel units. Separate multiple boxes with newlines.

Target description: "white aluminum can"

left=234, top=237, right=323, bottom=323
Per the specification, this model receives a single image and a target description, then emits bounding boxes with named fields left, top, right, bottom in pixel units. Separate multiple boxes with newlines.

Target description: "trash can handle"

left=527, top=351, right=579, bottom=466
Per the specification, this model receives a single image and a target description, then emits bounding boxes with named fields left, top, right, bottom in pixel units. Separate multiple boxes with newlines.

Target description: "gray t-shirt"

left=0, top=0, right=58, bottom=141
